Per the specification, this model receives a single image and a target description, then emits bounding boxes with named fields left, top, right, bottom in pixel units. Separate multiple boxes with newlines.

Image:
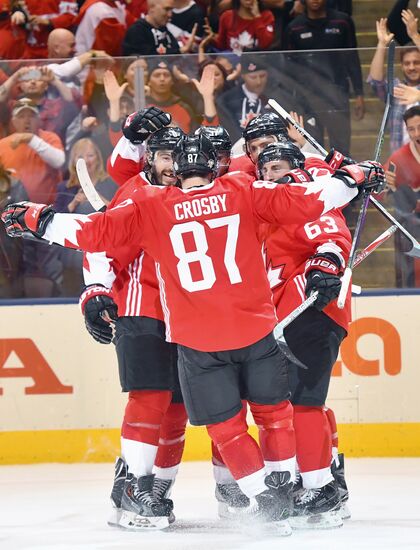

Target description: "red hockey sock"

left=154, top=402, right=188, bottom=475
left=324, top=406, right=339, bottom=449
left=207, top=410, right=264, bottom=482
left=211, top=403, right=248, bottom=467
left=250, top=400, right=295, bottom=464
left=121, top=390, right=172, bottom=445
left=293, top=405, right=332, bottom=473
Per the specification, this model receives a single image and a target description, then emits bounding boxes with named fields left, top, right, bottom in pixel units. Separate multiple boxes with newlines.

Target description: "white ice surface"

left=1, top=459, right=420, bottom=550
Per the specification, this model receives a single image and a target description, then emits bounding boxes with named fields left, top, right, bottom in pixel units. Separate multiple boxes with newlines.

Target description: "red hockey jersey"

left=44, top=171, right=358, bottom=351
left=262, top=209, right=352, bottom=331
left=83, top=172, right=163, bottom=320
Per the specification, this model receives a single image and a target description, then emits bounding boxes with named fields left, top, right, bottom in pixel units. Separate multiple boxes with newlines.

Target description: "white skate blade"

left=241, top=518, right=292, bottom=538
left=290, top=509, right=343, bottom=530
left=217, top=502, right=251, bottom=520
left=119, top=510, right=170, bottom=531
left=340, top=502, right=351, bottom=520
left=107, top=506, right=122, bottom=527
left=266, top=519, right=292, bottom=537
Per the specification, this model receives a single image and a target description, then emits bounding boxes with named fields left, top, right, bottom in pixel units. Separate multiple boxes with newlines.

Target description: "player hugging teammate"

left=1, top=107, right=386, bottom=534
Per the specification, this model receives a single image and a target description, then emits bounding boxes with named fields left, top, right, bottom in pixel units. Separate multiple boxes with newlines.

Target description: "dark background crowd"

left=0, top=0, right=418, bottom=298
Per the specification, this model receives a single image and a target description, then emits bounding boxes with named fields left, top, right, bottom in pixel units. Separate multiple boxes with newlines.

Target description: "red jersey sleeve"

left=251, top=175, right=358, bottom=226
left=107, top=136, right=146, bottom=186
left=44, top=199, right=143, bottom=257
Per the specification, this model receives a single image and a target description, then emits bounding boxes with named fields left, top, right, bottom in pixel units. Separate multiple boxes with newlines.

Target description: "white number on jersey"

left=304, top=215, right=339, bottom=239
left=169, top=214, right=242, bottom=292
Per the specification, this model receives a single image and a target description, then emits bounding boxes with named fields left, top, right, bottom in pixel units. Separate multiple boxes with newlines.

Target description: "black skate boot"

left=215, top=481, right=250, bottom=519
left=227, top=472, right=293, bottom=536
left=331, top=453, right=351, bottom=520
left=153, top=477, right=175, bottom=524
left=119, top=473, right=172, bottom=530
left=107, top=456, right=128, bottom=527
left=290, top=479, right=343, bottom=530
left=254, top=471, right=293, bottom=535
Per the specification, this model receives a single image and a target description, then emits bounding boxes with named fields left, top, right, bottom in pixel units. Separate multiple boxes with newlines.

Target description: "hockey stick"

left=337, top=39, right=396, bottom=308
left=273, top=225, right=396, bottom=343
left=76, top=159, right=106, bottom=212
left=368, top=196, right=420, bottom=258
left=269, top=84, right=420, bottom=257
left=268, top=98, right=328, bottom=157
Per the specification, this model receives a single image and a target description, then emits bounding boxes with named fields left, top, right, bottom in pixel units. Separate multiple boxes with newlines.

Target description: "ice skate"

left=215, top=481, right=250, bottom=519
left=290, top=479, right=343, bottom=530
left=220, top=472, right=293, bottom=536
left=119, top=473, right=172, bottom=530
left=332, top=453, right=351, bottom=520
left=153, top=477, right=175, bottom=524
left=107, top=456, right=127, bottom=527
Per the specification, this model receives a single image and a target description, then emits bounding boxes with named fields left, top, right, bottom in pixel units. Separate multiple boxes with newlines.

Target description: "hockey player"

left=257, top=141, right=353, bottom=528
left=80, top=124, right=190, bottom=531
left=229, top=111, right=339, bottom=179
left=2, top=133, right=385, bottom=532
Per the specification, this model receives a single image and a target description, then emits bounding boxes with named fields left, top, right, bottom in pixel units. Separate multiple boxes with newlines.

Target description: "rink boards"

left=0, top=293, right=419, bottom=464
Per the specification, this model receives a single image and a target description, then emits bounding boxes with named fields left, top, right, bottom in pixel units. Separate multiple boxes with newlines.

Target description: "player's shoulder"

left=217, top=171, right=255, bottom=188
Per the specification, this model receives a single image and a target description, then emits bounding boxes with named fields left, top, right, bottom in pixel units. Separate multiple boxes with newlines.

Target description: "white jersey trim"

left=155, top=262, right=171, bottom=342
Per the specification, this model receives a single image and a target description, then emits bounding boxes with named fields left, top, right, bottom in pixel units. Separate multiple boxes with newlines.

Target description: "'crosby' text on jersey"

left=174, top=194, right=227, bottom=221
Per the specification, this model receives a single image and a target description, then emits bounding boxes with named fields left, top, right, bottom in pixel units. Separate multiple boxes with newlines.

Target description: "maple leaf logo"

left=229, top=31, right=254, bottom=54
left=267, top=259, right=285, bottom=289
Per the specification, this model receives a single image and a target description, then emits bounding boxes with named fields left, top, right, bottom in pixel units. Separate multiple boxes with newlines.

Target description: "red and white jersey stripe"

left=82, top=172, right=164, bottom=321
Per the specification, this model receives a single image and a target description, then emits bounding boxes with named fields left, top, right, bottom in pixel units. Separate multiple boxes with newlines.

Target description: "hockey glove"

left=1, top=201, right=55, bottom=238
left=122, top=107, right=172, bottom=144
left=80, top=285, right=118, bottom=344
left=275, top=169, right=312, bottom=184
left=335, top=161, right=386, bottom=195
left=324, top=148, right=355, bottom=170
left=304, top=253, right=343, bottom=311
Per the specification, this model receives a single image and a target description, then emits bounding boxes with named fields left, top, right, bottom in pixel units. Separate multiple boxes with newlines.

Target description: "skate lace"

left=297, top=488, right=321, bottom=504
left=131, top=483, right=157, bottom=506
left=153, top=478, right=171, bottom=499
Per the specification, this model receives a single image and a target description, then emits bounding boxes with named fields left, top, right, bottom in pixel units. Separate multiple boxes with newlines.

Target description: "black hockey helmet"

left=172, top=134, right=218, bottom=179
left=147, top=126, right=185, bottom=153
left=194, top=126, right=232, bottom=154
left=257, top=141, right=305, bottom=178
left=243, top=112, right=288, bottom=143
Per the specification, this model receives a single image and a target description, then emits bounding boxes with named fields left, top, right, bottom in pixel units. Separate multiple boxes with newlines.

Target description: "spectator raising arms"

left=205, top=0, right=274, bottom=54
left=368, top=15, right=420, bottom=153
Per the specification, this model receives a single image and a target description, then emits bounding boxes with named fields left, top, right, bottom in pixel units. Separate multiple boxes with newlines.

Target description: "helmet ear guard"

left=257, top=142, right=306, bottom=179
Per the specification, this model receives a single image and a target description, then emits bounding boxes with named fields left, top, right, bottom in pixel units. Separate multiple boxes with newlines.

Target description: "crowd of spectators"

left=0, top=0, right=418, bottom=297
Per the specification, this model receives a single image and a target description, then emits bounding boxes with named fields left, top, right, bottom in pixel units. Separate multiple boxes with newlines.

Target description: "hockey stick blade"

left=76, top=158, right=106, bottom=212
